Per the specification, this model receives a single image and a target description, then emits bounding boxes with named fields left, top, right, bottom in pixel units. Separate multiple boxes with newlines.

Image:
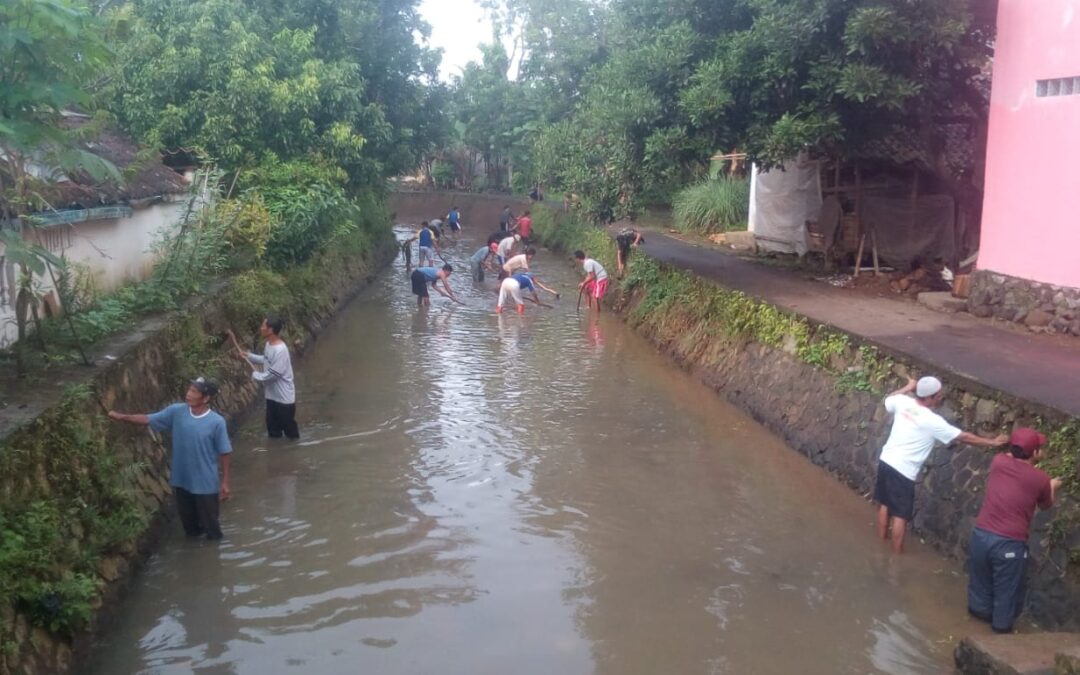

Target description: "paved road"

left=616, top=226, right=1080, bottom=417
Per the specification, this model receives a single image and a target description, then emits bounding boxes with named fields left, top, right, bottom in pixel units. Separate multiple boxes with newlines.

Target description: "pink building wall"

left=979, top=0, right=1080, bottom=289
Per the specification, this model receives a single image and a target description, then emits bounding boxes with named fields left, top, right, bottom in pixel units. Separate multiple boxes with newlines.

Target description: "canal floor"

left=83, top=228, right=981, bottom=674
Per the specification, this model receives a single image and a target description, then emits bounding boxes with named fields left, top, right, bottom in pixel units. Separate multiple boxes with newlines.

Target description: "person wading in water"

left=227, top=314, right=299, bottom=440
left=410, top=263, right=459, bottom=307
left=109, top=377, right=233, bottom=540
left=874, top=376, right=1007, bottom=553
left=967, top=427, right=1062, bottom=633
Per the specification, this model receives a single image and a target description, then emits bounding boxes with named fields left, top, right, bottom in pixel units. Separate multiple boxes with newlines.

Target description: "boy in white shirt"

left=574, top=250, right=609, bottom=312
left=875, top=376, right=1006, bottom=553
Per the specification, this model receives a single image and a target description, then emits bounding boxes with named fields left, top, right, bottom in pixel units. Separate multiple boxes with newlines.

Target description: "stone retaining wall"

left=521, top=203, right=1080, bottom=630
left=968, top=269, right=1080, bottom=335
left=0, top=236, right=396, bottom=675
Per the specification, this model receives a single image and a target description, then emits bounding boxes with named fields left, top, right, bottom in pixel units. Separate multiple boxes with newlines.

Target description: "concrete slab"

left=918, top=291, right=969, bottom=314
left=954, top=633, right=1080, bottom=675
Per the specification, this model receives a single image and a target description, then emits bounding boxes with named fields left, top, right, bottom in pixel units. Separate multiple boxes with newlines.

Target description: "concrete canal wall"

left=0, top=230, right=396, bottom=675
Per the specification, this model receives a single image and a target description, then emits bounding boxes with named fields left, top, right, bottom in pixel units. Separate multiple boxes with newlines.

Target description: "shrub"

left=672, top=178, right=750, bottom=234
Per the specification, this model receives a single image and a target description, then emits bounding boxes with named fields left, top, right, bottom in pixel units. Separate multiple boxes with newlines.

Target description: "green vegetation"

left=0, top=386, right=147, bottom=637
left=445, top=0, right=992, bottom=220
left=672, top=178, right=750, bottom=234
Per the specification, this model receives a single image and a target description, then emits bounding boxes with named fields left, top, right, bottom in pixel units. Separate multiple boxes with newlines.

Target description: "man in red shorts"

left=574, top=250, right=609, bottom=312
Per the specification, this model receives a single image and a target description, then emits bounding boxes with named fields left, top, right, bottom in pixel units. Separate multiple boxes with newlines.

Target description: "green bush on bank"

left=672, top=178, right=750, bottom=234
left=0, top=386, right=147, bottom=638
left=13, top=161, right=391, bottom=372
left=0, top=185, right=393, bottom=642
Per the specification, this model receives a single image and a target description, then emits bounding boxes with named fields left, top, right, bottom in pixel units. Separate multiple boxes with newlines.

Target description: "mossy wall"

left=532, top=204, right=1080, bottom=630
left=0, top=226, right=396, bottom=675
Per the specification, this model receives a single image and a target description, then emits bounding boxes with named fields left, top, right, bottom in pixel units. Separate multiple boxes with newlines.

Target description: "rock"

left=1070, top=320, right=1080, bottom=336
left=955, top=633, right=1080, bottom=674
left=1050, top=317, right=1072, bottom=333
left=1057, top=646, right=1080, bottom=675
left=975, top=398, right=997, bottom=425
left=1025, top=309, right=1054, bottom=328
left=971, top=304, right=994, bottom=318
left=918, top=291, right=968, bottom=314
left=99, top=555, right=125, bottom=582
left=1054, top=291, right=1068, bottom=307
left=990, top=273, right=1006, bottom=285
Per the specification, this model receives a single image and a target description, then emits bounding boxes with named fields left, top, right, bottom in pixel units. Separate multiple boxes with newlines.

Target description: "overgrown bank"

left=532, top=204, right=1080, bottom=630
left=0, top=219, right=396, bottom=675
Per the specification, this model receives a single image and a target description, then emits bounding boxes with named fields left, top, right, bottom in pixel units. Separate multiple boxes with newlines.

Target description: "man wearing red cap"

left=968, top=428, right=1062, bottom=633
left=875, top=375, right=1008, bottom=553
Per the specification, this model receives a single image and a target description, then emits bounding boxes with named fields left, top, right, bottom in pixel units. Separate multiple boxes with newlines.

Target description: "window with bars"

left=1036, top=76, right=1080, bottom=97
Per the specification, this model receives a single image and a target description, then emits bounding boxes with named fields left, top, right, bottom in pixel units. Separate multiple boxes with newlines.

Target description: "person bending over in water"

left=496, top=272, right=558, bottom=314
left=470, top=243, right=498, bottom=282
left=410, top=264, right=458, bottom=307
left=502, top=248, right=536, bottom=277
left=495, top=234, right=521, bottom=267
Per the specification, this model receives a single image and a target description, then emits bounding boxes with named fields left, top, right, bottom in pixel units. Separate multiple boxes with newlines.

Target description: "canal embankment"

left=503, top=200, right=1080, bottom=631
left=0, top=224, right=396, bottom=675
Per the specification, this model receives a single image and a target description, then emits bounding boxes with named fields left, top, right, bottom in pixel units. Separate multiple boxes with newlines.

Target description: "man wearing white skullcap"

left=874, top=375, right=1008, bottom=553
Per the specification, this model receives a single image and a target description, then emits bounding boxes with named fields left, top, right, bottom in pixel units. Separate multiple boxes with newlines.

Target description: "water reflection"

left=85, top=227, right=975, bottom=675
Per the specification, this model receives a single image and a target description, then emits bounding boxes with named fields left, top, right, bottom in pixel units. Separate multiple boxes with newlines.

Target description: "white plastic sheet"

left=748, top=155, right=821, bottom=256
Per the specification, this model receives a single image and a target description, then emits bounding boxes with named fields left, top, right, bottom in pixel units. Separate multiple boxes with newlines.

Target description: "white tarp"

left=748, top=155, right=821, bottom=256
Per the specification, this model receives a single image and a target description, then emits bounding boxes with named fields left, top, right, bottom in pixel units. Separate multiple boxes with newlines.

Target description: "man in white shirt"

left=495, top=234, right=521, bottom=266
left=875, top=376, right=1006, bottom=553
left=502, top=248, right=536, bottom=276
left=574, top=250, right=609, bottom=312
left=227, top=314, right=299, bottom=439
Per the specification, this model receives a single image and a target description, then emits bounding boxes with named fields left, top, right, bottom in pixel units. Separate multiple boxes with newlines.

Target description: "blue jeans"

left=967, top=527, right=1028, bottom=632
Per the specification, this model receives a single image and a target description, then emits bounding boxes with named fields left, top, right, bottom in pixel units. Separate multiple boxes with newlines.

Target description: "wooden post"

left=853, top=163, right=863, bottom=276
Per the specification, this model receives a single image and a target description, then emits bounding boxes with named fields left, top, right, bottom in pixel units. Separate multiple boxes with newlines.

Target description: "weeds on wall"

left=0, top=385, right=147, bottom=637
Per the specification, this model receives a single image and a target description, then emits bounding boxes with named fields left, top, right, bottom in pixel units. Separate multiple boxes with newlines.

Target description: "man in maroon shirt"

left=967, top=427, right=1063, bottom=633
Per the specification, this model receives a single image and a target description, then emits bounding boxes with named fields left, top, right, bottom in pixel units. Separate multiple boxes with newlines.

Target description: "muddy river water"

left=83, top=228, right=980, bottom=674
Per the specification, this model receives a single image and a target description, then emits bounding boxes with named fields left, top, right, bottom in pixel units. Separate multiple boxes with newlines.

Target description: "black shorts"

left=449, top=221, right=461, bottom=232
left=410, top=269, right=430, bottom=297
left=874, top=460, right=915, bottom=520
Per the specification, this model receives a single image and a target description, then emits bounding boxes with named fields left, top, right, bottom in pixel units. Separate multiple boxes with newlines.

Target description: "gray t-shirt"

left=247, top=341, right=296, bottom=404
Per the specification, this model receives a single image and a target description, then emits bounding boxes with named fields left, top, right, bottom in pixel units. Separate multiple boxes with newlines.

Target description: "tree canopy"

left=448, top=0, right=993, bottom=222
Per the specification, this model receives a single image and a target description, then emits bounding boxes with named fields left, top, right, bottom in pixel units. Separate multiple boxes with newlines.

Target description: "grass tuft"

left=672, top=178, right=750, bottom=234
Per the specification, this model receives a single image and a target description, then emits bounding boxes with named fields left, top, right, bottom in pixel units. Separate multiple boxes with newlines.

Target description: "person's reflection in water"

left=169, top=542, right=237, bottom=672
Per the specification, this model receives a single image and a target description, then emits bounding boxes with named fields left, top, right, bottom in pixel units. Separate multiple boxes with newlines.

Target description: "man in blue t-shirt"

left=446, top=206, right=462, bottom=236
left=109, top=377, right=233, bottom=539
left=405, top=221, right=441, bottom=267
left=410, top=263, right=459, bottom=307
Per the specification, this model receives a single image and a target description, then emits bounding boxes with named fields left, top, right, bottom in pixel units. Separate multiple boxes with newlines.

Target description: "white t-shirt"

left=878, top=395, right=961, bottom=480
left=503, top=253, right=529, bottom=273
left=496, top=236, right=517, bottom=259
left=247, top=341, right=296, bottom=404
left=583, top=258, right=608, bottom=281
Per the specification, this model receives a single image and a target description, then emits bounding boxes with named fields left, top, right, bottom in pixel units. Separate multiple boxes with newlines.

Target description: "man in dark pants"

left=968, top=427, right=1061, bottom=633
left=874, top=376, right=1007, bottom=553
left=228, top=315, right=299, bottom=439
left=109, top=377, right=233, bottom=539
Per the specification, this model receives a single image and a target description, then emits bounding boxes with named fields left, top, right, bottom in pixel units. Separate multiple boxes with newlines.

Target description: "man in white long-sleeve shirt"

left=227, top=314, right=299, bottom=439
